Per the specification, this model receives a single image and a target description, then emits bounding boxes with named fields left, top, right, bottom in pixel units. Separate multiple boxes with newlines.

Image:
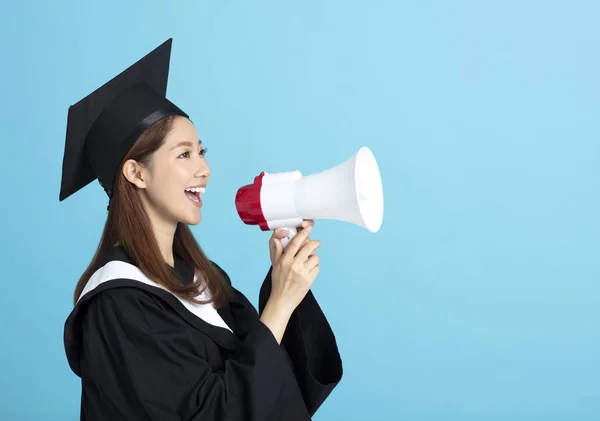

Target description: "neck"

left=144, top=203, right=177, bottom=268
left=154, top=222, right=177, bottom=268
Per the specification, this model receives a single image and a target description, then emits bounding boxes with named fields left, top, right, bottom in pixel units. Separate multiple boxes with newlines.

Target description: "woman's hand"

left=261, top=219, right=320, bottom=344
left=267, top=219, right=321, bottom=315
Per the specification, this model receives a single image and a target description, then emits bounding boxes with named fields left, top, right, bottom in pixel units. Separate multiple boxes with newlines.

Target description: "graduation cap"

left=59, top=38, right=189, bottom=202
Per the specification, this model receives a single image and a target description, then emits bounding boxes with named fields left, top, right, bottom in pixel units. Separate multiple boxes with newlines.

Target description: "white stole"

left=78, top=260, right=233, bottom=332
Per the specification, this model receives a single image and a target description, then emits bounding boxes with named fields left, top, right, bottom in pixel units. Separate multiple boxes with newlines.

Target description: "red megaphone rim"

left=235, top=172, right=270, bottom=230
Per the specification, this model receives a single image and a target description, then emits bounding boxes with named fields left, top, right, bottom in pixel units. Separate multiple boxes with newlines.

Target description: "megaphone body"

left=235, top=147, right=384, bottom=248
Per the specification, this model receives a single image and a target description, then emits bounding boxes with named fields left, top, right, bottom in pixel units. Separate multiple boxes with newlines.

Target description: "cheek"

left=145, top=166, right=171, bottom=199
left=153, top=165, right=187, bottom=200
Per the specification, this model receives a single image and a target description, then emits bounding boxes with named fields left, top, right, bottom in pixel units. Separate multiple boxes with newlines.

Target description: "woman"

left=61, top=39, right=343, bottom=421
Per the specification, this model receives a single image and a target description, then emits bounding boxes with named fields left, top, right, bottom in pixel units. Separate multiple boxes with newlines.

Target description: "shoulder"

left=87, top=284, right=155, bottom=304
left=79, top=286, right=189, bottom=343
left=84, top=286, right=167, bottom=320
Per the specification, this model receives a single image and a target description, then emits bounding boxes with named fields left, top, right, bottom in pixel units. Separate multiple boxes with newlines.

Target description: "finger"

left=271, top=228, right=290, bottom=238
left=300, top=220, right=315, bottom=230
left=297, top=238, right=311, bottom=260
left=273, top=238, right=284, bottom=262
left=283, top=224, right=312, bottom=258
left=304, top=254, right=320, bottom=271
left=273, top=229, right=290, bottom=240
left=308, top=264, right=321, bottom=279
left=270, top=230, right=286, bottom=257
left=295, top=239, right=321, bottom=264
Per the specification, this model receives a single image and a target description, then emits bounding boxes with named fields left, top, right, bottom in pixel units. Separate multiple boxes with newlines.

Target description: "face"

left=128, top=116, right=210, bottom=227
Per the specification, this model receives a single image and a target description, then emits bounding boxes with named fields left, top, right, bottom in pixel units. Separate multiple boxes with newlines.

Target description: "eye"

left=200, top=147, right=208, bottom=156
left=178, top=151, right=191, bottom=159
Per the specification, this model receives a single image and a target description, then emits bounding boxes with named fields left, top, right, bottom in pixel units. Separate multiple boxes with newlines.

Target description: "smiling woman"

left=70, top=114, right=224, bottom=307
left=60, top=39, right=342, bottom=421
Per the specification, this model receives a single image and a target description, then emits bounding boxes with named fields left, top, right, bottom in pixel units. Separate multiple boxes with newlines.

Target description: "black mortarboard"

left=59, top=38, right=189, bottom=202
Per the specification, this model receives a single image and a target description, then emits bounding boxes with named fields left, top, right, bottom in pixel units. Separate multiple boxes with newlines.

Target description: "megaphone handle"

left=280, top=226, right=298, bottom=250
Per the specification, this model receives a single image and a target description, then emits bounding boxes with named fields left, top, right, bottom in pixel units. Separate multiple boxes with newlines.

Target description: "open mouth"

left=185, top=187, right=205, bottom=204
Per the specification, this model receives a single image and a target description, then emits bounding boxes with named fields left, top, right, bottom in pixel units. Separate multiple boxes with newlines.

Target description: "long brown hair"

left=73, top=115, right=232, bottom=307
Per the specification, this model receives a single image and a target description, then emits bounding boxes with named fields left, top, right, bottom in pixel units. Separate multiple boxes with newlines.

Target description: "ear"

left=122, top=159, right=149, bottom=190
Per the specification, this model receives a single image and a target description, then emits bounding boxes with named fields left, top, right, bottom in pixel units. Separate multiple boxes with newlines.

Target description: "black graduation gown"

left=64, top=246, right=343, bottom=421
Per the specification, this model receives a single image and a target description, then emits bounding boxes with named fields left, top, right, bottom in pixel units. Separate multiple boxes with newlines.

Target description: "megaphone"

left=235, top=146, right=384, bottom=248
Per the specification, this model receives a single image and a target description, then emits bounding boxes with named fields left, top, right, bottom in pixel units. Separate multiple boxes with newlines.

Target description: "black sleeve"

left=79, top=287, right=296, bottom=421
left=258, top=267, right=343, bottom=417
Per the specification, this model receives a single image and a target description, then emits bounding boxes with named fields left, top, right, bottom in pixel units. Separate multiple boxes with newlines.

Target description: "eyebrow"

left=170, top=139, right=202, bottom=151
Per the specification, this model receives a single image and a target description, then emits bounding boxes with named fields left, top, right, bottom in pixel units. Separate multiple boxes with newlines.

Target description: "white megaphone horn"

left=235, top=146, right=384, bottom=248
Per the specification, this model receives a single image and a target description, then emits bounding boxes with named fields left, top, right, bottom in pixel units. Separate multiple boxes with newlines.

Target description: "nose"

left=194, top=156, right=210, bottom=181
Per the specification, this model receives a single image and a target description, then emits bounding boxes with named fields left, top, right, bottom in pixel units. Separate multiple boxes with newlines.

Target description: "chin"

left=181, top=211, right=202, bottom=226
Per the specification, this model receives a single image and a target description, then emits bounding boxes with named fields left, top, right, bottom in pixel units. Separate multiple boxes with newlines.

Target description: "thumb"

left=273, top=238, right=284, bottom=262
left=273, top=229, right=290, bottom=239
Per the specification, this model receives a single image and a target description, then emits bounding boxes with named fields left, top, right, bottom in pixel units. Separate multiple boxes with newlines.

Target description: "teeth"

left=185, top=187, right=205, bottom=193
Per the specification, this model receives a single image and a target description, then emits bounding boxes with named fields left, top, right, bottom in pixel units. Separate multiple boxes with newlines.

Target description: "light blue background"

left=1, top=1, right=599, bottom=420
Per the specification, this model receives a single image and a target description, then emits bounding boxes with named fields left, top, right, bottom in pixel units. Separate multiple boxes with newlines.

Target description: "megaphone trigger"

left=279, top=226, right=298, bottom=250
